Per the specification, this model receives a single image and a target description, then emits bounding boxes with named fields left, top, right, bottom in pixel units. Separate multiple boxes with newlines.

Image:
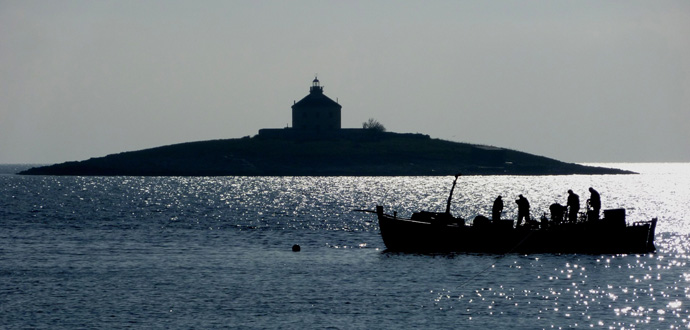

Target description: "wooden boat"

left=364, top=175, right=657, bottom=254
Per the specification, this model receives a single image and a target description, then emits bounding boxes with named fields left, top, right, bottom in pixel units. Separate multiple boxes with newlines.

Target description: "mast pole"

left=445, top=173, right=461, bottom=215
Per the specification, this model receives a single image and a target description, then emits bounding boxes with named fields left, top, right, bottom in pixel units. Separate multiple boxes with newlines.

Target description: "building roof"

left=292, top=93, right=341, bottom=109
left=292, top=79, right=341, bottom=109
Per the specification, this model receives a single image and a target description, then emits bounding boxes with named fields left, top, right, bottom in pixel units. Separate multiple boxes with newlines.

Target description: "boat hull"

left=377, top=209, right=657, bottom=254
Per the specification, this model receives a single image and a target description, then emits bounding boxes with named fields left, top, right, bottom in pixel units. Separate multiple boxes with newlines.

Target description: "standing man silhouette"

left=588, top=187, right=601, bottom=218
left=515, top=194, right=530, bottom=226
left=567, top=190, right=580, bottom=222
left=492, top=196, right=503, bottom=222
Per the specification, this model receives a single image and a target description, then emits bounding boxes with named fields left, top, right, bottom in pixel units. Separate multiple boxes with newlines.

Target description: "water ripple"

left=1, top=163, right=689, bottom=329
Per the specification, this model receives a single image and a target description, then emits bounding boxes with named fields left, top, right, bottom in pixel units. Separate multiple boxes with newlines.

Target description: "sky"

left=1, top=1, right=689, bottom=164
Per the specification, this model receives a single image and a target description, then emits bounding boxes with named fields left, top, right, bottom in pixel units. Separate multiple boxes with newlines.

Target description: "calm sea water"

left=1, top=163, right=689, bottom=329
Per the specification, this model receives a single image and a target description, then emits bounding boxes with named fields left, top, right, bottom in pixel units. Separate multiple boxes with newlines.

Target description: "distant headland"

left=19, top=78, right=634, bottom=176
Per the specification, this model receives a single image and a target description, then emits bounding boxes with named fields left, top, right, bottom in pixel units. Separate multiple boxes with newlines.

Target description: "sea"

left=1, top=163, right=689, bottom=329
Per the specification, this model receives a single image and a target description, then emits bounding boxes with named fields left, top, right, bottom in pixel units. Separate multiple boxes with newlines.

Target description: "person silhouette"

left=588, top=187, right=601, bottom=218
left=492, top=196, right=503, bottom=222
left=566, top=190, right=580, bottom=222
left=549, top=203, right=565, bottom=224
left=515, top=194, right=530, bottom=226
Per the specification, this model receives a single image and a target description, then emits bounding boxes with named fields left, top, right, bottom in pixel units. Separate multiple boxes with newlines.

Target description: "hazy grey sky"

left=2, top=1, right=689, bottom=164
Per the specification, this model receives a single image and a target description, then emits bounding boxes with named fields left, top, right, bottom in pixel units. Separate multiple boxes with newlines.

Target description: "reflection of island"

left=19, top=78, right=635, bottom=176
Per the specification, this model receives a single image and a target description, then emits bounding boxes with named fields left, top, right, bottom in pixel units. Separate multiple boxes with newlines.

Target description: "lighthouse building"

left=258, top=77, right=348, bottom=139
left=291, top=77, right=341, bottom=131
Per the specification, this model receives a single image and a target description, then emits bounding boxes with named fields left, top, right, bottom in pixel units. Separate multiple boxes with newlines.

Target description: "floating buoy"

left=292, top=244, right=301, bottom=252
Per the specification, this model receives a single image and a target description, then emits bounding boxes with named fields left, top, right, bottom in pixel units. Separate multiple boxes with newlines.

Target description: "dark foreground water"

left=1, top=163, right=689, bottom=329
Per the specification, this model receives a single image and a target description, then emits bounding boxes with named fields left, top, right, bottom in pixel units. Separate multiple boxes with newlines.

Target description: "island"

left=18, top=132, right=633, bottom=176
left=19, top=78, right=634, bottom=176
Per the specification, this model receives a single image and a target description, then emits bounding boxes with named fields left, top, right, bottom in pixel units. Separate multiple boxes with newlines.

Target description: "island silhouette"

left=20, top=78, right=634, bottom=176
